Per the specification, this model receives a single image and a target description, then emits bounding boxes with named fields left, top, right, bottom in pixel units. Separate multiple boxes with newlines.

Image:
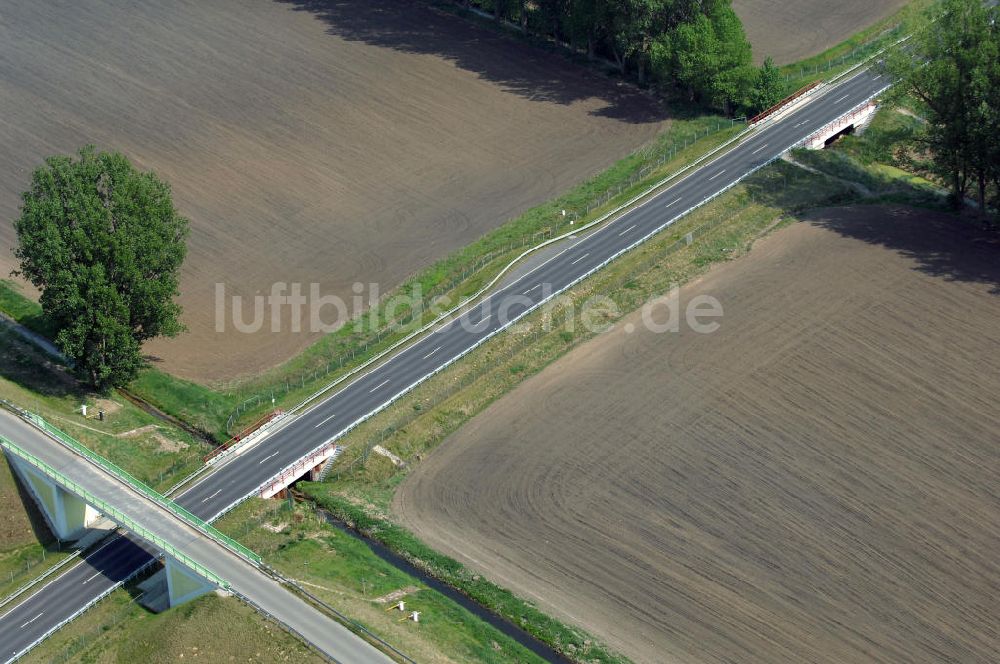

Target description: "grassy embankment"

left=145, top=114, right=745, bottom=439
left=297, top=101, right=951, bottom=663
left=21, top=589, right=324, bottom=664
left=0, top=323, right=211, bottom=602
left=777, top=0, right=933, bottom=93
left=216, top=498, right=556, bottom=663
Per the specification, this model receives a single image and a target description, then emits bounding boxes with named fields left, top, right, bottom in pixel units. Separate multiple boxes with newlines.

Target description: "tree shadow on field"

left=274, top=0, right=669, bottom=123
left=743, top=161, right=1000, bottom=294
left=806, top=205, right=1000, bottom=294
left=0, top=326, right=83, bottom=401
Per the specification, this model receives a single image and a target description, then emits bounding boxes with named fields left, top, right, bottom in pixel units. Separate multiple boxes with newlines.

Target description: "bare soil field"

left=394, top=205, right=1000, bottom=664
left=0, top=0, right=666, bottom=383
left=733, top=0, right=909, bottom=64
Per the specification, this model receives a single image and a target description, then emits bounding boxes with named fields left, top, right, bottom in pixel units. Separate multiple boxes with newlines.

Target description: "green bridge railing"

left=0, top=434, right=227, bottom=589
left=8, top=407, right=261, bottom=567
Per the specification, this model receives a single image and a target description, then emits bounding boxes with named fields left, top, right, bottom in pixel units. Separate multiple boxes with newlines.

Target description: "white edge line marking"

left=276, top=76, right=773, bottom=421
left=313, top=412, right=337, bottom=428
left=279, top=35, right=891, bottom=434
left=369, top=379, right=389, bottom=393
left=203, top=82, right=894, bottom=524
left=618, top=224, right=637, bottom=236
left=569, top=253, right=589, bottom=265
left=0, top=533, right=122, bottom=617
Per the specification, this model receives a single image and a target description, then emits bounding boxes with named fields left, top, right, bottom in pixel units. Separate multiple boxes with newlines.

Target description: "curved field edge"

left=298, top=104, right=953, bottom=661
left=295, top=175, right=904, bottom=662
left=392, top=202, right=1000, bottom=663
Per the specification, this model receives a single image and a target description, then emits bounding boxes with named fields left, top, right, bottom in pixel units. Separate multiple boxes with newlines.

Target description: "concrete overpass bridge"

left=0, top=407, right=393, bottom=663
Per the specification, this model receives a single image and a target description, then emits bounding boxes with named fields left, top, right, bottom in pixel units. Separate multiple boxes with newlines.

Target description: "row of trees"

left=465, top=0, right=786, bottom=114
left=885, top=0, right=1000, bottom=212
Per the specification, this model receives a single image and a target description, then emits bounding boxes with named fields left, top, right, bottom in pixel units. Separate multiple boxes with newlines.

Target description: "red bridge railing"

left=205, top=409, right=284, bottom=462
left=750, top=80, right=823, bottom=126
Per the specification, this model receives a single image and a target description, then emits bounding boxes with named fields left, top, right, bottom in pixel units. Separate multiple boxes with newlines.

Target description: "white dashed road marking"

left=19, top=613, right=43, bottom=629
left=314, top=412, right=337, bottom=428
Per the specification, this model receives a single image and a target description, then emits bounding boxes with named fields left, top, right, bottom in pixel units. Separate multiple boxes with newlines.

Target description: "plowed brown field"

left=394, top=206, right=1000, bottom=664
left=0, top=0, right=665, bottom=382
left=733, top=0, right=909, bottom=64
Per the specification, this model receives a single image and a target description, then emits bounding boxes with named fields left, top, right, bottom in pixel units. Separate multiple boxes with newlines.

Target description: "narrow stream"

left=311, top=505, right=571, bottom=663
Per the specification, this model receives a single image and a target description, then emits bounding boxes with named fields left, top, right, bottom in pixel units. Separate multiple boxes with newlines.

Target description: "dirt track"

left=394, top=206, right=1000, bottom=664
left=0, top=0, right=665, bottom=382
left=733, top=0, right=909, bottom=64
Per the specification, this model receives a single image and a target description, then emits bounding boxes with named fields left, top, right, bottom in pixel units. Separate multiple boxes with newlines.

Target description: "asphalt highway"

left=0, top=67, right=890, bottom=661
left=0, top=411, right=391, bottom=664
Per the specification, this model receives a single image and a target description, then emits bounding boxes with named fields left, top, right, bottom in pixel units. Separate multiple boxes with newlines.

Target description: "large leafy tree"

left=650, top=0, right=756, bottom=112
left=13, top=146, right=189, bottom=389
left=884, top=0, right=1000, bottom=210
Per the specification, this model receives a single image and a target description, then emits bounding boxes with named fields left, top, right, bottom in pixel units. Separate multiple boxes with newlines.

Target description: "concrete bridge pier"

left=7, top=455, right=101, bottom=541
left=165, top=556, right=218, bottom=606
left=7, top=451, right=219, bottom=611
left=135, top=556, right=222, bottom=612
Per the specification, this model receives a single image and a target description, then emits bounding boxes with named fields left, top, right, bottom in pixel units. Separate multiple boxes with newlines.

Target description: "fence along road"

left=0, top=410, right=391, bottom=663
left=0, top=66, right=890, bottom=660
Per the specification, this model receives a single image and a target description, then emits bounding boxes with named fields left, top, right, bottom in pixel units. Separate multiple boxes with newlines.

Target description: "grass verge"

left=0, top=326, right=210, bottom=491
left=21, top=589, right=324, bottom=664
left=128, top=115, right=746, bottom=438
left=296, top=120, right=949, bottom=661
left=215, top=497, right=552, bottom=663
left=294, top=161, right=867, bottom=662
left=777, top=0, right=933, bottom=93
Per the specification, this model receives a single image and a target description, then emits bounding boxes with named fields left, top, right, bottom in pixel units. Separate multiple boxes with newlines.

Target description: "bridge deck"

left=0, top=410, right=391, bottom=663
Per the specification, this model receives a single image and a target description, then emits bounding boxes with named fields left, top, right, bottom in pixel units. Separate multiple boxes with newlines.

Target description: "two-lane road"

left=0, top=67, right=890, bottom=661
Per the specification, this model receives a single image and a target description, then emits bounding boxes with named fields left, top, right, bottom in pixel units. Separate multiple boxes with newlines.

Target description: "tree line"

left=885, top=0, right=1000, bottom=214
left=462, top=0, right=786, bottom=115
